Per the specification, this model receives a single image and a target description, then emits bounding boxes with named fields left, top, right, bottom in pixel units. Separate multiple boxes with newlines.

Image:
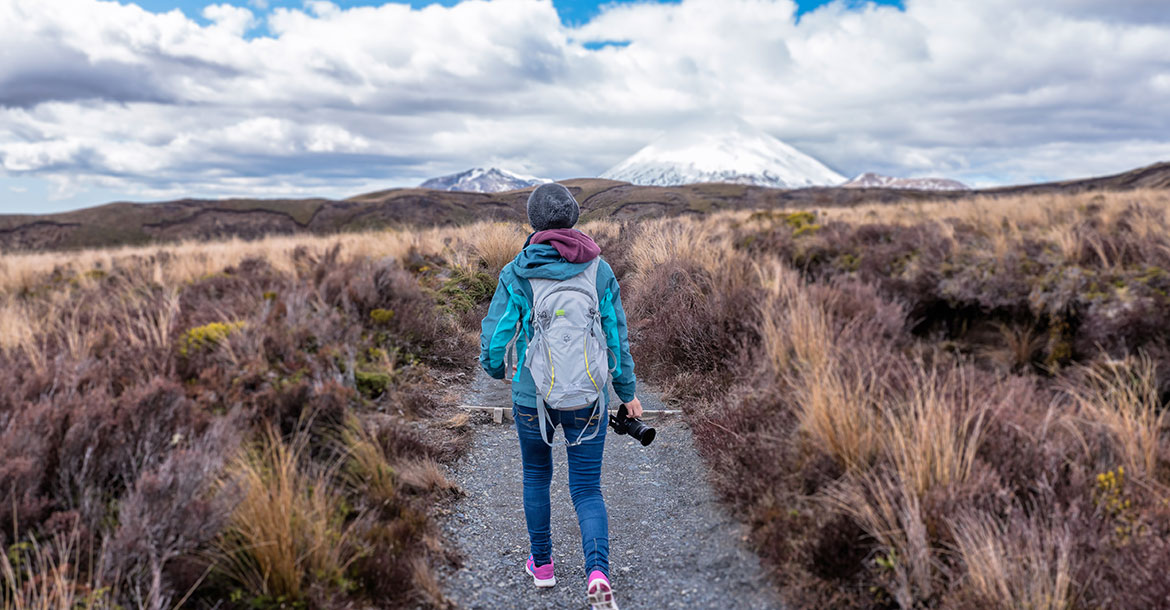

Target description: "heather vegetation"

left=616, top=189, right=1170, bottom=608
left=3, top=189, right=1170, bottom=608
left=0, top=227, right=512, bottom=608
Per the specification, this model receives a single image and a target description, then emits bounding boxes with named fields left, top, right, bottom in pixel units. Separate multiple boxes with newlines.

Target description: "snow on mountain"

left=843, top=172, right=968, bottom=191
left=419, top=167, right=550, bottom=193
left=600, top=115, right=845, bottom=188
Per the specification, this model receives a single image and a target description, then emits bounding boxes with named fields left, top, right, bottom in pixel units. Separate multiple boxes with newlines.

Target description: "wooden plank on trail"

left=457, top=405, right=682, bottom=421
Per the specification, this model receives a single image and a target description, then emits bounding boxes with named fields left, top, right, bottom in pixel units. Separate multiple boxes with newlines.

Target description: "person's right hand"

left=624, top=397, right=643, bottom=418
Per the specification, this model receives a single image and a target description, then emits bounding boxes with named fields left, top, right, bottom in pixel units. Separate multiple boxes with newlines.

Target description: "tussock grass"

left=1, top=527, right=110, bottom=610
left=757, top=261, right=832, bottom=373
left=338, top=415, right=397, bottom=507
left=0, top=220, right=519, bottom=296
left=466, top=222, right=526, bottom=276
left=792, top=359, right=883, bottom=470
left=214, top=427, right=360, bottom=601
left=397, top=460, right=460, bottom=497
left=822, top=188, right=1170, bottom=231
left=627, top=215, right=734, bottom=281
left=824, top=473, right=935, bottom=609
left=951, top=511, right=1073, bottom=610
left=882, top=368, right=987, bottom=497
left=1071, top=356, right=1167, bottom=478
left=578, top=218, right=622, bottom=241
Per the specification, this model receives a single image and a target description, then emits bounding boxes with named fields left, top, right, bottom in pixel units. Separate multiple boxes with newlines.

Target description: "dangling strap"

left=504, top=319, right=521, bottom=381
left=535, top=393, right=560, bottom=448
left=567, top=399, right=603, bottom=447
left=535, top=395, right=603, bottom=448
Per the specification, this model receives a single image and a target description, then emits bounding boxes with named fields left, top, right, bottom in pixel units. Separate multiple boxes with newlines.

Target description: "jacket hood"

left=511, top=242, right=592, bottom=280
left=530, top=228, right=600, bottom=264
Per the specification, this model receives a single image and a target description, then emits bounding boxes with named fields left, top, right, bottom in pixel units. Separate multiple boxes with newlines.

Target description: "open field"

left=3, top=187, right=1170, bottom=608
left=1, top=161, right=1167, bottom=252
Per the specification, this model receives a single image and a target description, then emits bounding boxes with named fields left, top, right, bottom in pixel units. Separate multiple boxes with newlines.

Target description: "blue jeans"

left=513, top=403, right=609, bottom=579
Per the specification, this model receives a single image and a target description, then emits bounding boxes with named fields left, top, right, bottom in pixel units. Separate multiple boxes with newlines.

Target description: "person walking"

left=480, top=183, right=642, bottom=610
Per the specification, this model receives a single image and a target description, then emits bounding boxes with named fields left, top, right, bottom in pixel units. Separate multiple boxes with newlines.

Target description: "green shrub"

left=179, top=321, right=245, bottom=357
left=370, top=308, right=395, bottom=325
left=355, top=370, right=393, bottom=399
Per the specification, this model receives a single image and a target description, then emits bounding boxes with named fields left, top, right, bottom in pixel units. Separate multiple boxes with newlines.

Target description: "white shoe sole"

left=525, top=562, right=556, bottom=588
left=587, top=579, right=619, bottom=610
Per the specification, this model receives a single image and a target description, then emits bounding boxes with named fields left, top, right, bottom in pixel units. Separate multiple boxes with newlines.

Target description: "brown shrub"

left=627, top=255, right=762, bottom=398
left=621, top=203, right=1170, bottom=607
left=0, top=238, right=475, bottom=608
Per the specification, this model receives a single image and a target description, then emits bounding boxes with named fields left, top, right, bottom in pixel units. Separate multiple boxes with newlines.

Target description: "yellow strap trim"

left=545, top=340, right=555, bottom=399
left=584, top=335, right=600, bottom=393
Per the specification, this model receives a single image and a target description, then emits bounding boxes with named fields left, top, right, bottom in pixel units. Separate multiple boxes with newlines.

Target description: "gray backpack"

left=523, top=258, right=610, bottom=447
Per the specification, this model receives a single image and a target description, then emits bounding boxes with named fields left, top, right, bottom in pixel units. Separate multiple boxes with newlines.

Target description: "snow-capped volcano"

left=843, top=172, right=968, bottom=191
left=600, top=116, right=844, bottom=188
left=419, top=167, right=549, bottom=193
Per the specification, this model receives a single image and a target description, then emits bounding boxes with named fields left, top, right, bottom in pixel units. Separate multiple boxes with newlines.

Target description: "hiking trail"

left=436, top=368, right=783, bottom=609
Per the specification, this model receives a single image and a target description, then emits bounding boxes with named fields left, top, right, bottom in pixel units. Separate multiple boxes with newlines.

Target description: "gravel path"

left=437, top=368, right=783, bottom=609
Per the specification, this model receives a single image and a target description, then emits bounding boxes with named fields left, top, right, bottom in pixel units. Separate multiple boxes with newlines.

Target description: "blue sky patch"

left=583, top=40, right=632, bottom=51
left=125, top=0, right=904, bottom=28
left=795, top=0, right=904, bottom=19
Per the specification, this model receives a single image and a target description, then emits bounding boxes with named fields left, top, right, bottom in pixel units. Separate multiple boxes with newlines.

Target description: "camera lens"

left=628, top=419, right=656, bottom=447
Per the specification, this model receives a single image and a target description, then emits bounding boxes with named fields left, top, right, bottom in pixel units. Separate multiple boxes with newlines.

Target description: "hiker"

left=479, top=183, right=641, bottom=610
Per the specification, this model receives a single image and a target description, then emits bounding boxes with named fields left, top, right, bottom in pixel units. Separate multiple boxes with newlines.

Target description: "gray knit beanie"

left=526, top=183, right=580, bottom=231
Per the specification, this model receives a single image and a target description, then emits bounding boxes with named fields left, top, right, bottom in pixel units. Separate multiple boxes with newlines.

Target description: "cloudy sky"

left=1, top=0, right=1168, bottom=213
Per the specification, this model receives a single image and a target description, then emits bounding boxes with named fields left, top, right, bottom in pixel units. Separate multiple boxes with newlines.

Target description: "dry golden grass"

left=793, top=360, right=883, bottom=470
left=0, top=220, right=531, bottom=373
left=338, top=415, right=397, bottom=508
left=465, top=222, right=527, bottom=275
left=882, top=369, right=987, bottom=496
left=756, top=262, right=890, bottom=470
left=820, top=189, right=1170, bottom=272
left=397, top=460, right=460, bottom=496
left=0, top=220, right=534, bottom=296
left=1, top=529, right=110, bottom=610
left=1071, top=356, right=1167, bottom=478
left=981, top=322, right=1047, bottom=374
left=627, top=215, right=736, bottom=280
left=214, top=427, right=360, bottom=601
left=825, top=473, right=934, bottom=609
left=757, top=261, right=832, bottom=373
left=578, top=218, right=622, bottom=241
left=822, top=189, right=1170, bottom=230
left=951, top=512, right=1072, bottom=610
left=0, top=297, right=39, bottom=358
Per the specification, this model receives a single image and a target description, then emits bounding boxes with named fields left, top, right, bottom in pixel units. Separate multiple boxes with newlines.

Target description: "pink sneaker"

left=587, top=570, right=619, bottom=610
left=525, top=555, right=556, bottom=588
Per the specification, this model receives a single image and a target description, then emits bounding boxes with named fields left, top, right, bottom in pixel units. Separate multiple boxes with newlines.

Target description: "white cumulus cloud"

left=0, top=0, right=1168, bottom=212
left=203, top=3, right=257, bottom=37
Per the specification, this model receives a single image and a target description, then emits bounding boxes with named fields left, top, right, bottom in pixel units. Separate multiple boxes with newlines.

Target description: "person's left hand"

left=624, top=397, right=643, bottom=418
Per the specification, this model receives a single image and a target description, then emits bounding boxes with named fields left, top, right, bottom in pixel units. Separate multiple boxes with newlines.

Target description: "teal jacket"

left=479, top=243, right=637, bottom=408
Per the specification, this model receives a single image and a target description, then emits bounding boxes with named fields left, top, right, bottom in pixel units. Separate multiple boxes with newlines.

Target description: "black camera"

left=609, top=404, right=656, bottom=446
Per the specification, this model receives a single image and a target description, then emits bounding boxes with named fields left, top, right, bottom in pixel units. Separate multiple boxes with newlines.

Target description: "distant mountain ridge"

left=0, top=161, right=1167, bottom=253
left=601, top=115, right=845, bottom=188
left=843, top=172, right=968, bottom=191
left=419, top=167, right=549, bottom=193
